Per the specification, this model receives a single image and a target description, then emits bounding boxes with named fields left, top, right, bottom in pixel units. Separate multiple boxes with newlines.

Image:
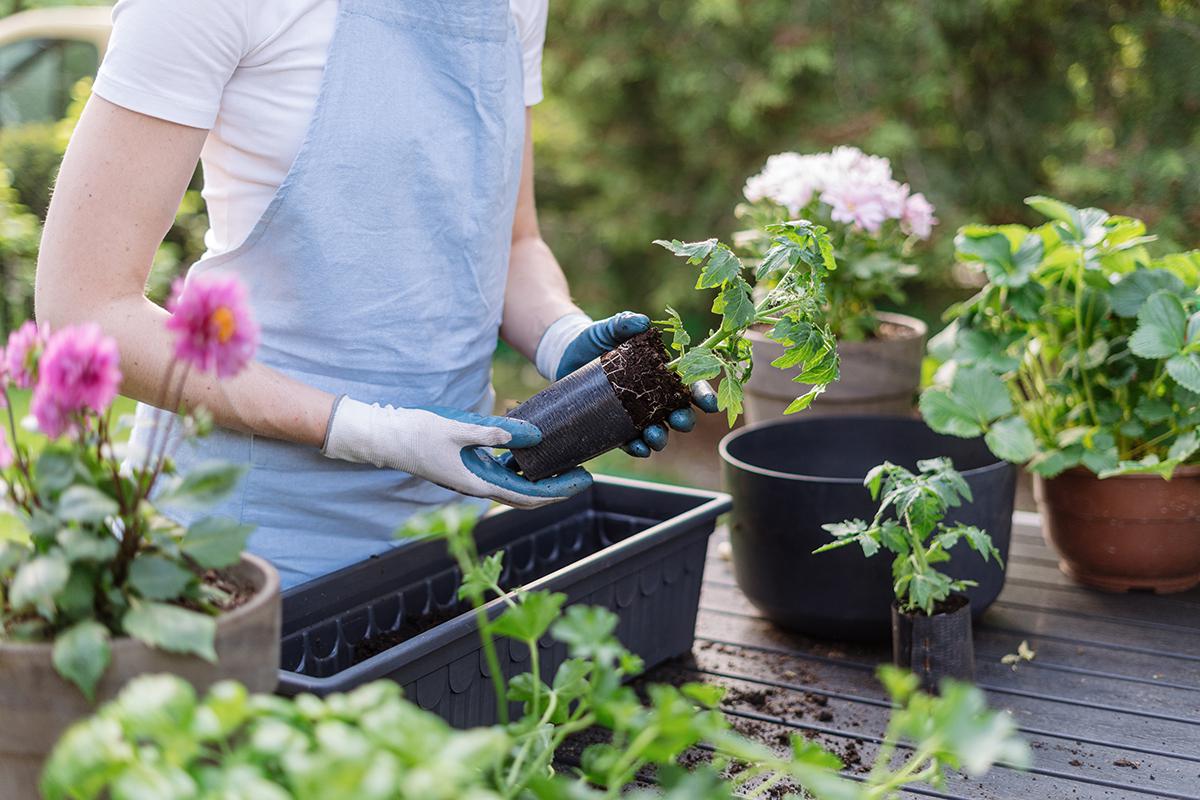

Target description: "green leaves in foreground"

left=655, top=221, right=839, bottom=427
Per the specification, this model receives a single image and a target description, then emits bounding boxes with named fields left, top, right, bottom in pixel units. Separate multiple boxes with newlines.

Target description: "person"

left=34, top=0, right=715, bottom=589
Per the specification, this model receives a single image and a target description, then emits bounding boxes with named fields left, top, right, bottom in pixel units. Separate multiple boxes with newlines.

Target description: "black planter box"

left=277, top=476, right=730, bottom=727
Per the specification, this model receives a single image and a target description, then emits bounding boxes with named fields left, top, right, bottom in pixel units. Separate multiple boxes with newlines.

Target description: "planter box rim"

left=0, top=552, right=279, bottom=657
left=720, top=415, right=1011, bottom=484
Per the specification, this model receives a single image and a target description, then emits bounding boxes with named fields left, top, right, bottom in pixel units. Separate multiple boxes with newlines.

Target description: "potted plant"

left=41, top=505, right=1029, bottom=800
left=921, top=196, right=1200, bottom=592
left=507, top=221, right=840, bottom=480
left=816, top=458, right=1003, bottom=691
left=734, top=147, right=937, bottom=421
left=718, top=416, right=1015, bottom=641
left=0, top=276, right=279, bottom=796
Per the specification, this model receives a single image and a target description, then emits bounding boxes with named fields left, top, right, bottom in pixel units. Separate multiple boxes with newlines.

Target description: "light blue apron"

left=129, top=0, right=526, bottom=589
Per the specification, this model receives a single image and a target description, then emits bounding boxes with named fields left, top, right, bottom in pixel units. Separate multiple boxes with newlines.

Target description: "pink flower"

left=5, top=321, right=46, bottom=389
left=166, top=275, right=258, bottom=378
left=820, top=178, right=891, bottom=234
left=0, top=427, right=12, bottom=470
left=901, top=192, right=938, bottom=239
left=30, top=324, right=122, bottom=439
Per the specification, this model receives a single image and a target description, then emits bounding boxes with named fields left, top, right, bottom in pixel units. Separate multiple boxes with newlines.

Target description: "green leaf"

left=180, top=516, right=253, bottom=569
left=1129, top=290, right=1187, bottom=359
left=56, top=486, right=119, bottom=524
left=551, top=604, right=624, bottom=664
left=1135, top=396, right=1174, bottom=424
left=1167, top=353, right=1200, bottom=393
left=675, top=348, right=722, bottom=384
left=955, top=229, right=1041, bottom=288
left=653, top=238, right=717, bottom=264
left=696, top=246, right=742, bottom=289
left=35, top=449, right=79, bottom=495
left=1028, top=447, right=1082, bottom=478
left=57, top=528, right=120, bottom=564
left=680, top=682, right=726, bottom=709
left=716, top=377, right=743, bottom=427
left=717, top=280, right=754, bottom=330
left=984, top=416, right=1037, bottom=463
left=155, top=461, right=247, bottom=513
left=1110, top=268, right=1186, bottom=318
left=39, top=716, right=133, bottom=800
left=784, top=385, right=823, bottom=414
left=1098, top=455, right=1180, bottom=480
left=128, top=555, right=194, bottom=601
left=1168, top=432, right=1200, bottom=463
left=10, top=551, right=70, bottom=618
left=1025, top=195, right=1078, bottom=227
left=490, top=591, right=566, bottom=643
left=123, top=602, right=218, bottom=662
left=52, top=621, right=111, bottom=701
left=458, top=550, right=503, bottom=601
left=920, top=366, right=1012, bottom=438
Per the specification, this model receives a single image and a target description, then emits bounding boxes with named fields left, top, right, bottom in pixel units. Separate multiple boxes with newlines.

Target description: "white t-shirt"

left=93, top=0, right=547, bottom=259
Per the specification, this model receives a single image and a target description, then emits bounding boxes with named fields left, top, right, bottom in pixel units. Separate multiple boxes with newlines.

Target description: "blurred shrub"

left=0, top=122, right=59, bottom=218
left=536, top=0, right=1200, bottom=325
left=0, top=164, right=40, bottom=332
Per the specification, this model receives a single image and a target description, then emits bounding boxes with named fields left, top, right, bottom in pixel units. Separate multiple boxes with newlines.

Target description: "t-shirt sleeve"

left=512, top=0, right=548, bottom=106
left=93, top=0, right=249, bottom=129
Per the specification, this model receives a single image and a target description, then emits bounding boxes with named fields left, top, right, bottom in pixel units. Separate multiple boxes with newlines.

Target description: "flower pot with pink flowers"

left=735, top=147, right=937, bottom=421
left=0, top=277, right=279, bottom=798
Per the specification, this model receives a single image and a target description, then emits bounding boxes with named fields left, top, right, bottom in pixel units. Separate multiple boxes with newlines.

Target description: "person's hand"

left=322, top=397, right=591, bottom=509
left=535, top=311, right=720, bottom=459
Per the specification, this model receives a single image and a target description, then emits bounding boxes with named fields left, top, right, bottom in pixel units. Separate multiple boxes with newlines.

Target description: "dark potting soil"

left=898, top=593, right=969, bottom=619
left=600, top=328, right=690, bottom=429
left=350, top=605, right=463, bottom=665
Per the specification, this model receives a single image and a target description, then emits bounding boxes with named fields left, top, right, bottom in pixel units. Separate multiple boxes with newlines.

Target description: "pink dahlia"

left=166, top=275, right=258, bottom=378
left=5, top=320, right=46, bottom=389
left=31, top=324, right=122, bottom=438
left=820, top=177, right=890, bottom=234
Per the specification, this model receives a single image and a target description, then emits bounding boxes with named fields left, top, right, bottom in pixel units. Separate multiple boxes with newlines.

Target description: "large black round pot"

left=719, top=415, right=1015, bottom=642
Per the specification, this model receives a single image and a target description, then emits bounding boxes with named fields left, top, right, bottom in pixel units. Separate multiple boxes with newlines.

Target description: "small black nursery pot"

left=891, top=595, right=974, bottom=693
left=507, top=329, right=690, bottom=481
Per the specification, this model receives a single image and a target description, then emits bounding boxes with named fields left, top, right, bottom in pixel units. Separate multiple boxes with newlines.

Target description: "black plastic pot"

left=506, top=359, right=638, bottom=481
left=892, top=595, right=975, bottom=693
left=719, top=415, right=1015, bottom=642
left=277, top=476, right=730, bottom=727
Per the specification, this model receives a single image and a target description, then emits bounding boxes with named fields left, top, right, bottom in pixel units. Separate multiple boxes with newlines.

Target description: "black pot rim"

left=718, top=414, right=1012, bottom=484
left=890, top=593, right=971, bottom=620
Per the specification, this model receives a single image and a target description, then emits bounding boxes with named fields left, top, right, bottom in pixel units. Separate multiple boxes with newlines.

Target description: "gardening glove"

left=535, top=311, right=720, bottom=459
left=322, top=397, right=592, bottom=509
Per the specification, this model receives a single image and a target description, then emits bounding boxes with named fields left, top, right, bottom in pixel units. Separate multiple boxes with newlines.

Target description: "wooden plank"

left=660, top=652, right=1200, bottom=799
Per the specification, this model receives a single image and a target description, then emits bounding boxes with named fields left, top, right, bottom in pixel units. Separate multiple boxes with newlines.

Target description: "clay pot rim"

left=0, top=552, right=280, bottom=655
left=719, top=415, right=1011, bottom=484
left=1039, top=464, right=1200, bottom=481
left=747, top=310, right=928, bottom=343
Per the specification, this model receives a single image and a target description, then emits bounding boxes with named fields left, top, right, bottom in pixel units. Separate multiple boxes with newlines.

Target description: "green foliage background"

left=2, top=0, right=1198, bottom=335
left=533, top=0, right=1200, bottom=324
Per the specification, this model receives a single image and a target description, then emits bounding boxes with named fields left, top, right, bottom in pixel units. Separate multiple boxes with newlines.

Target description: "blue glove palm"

left=554, top=311, right=719, bottom=459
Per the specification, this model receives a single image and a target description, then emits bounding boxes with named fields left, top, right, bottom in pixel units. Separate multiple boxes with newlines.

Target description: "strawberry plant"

left=655, top=220, right=840, bottom=423
left=41, top=504, right=1029, bottom=800
left=816, top=459, right=1002, bottom=615
left=921, top=196, right=1200, bottom=478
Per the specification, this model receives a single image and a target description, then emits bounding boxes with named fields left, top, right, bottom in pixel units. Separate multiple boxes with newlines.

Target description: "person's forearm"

left=499, top=233, right=583, bottom=362
left=37, top=289, right=334, bottom=447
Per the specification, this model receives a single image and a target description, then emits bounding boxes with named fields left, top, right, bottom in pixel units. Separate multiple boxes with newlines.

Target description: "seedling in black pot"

left=508, top=221, right=841, bottom=480
left=815, top=458, right=1003, bottom=691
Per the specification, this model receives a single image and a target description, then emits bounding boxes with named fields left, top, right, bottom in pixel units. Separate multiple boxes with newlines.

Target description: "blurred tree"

left=535, top=0, right=1200, bottom=326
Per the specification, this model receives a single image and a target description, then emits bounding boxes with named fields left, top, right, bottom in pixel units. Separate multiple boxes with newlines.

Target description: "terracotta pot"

left=891, top=595, right=974, bottom=694
left=743, top=311, right=927, bottom=424
left=0, top=553, right=281, bottom=799
left=1034, top=466, right=1200, bottom=593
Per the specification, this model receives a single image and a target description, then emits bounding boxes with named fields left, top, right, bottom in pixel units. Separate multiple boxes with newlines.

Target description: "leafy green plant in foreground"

left=655, top=220, right=840, bottom=424
left=42, top=506, right=1029, bottom=799
left=817, top=459, right=1002, bottom=616
left=922, top=196, right=1200, bottom=479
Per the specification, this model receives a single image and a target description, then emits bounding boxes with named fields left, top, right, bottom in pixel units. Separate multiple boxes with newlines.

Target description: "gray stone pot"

left=0, top=553, right=281, bottom=799
left=744, top=311, right=927, bottom=423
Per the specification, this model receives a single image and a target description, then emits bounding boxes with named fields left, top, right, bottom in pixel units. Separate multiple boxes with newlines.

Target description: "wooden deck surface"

left=654, top=512, right=1200, bottom=799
